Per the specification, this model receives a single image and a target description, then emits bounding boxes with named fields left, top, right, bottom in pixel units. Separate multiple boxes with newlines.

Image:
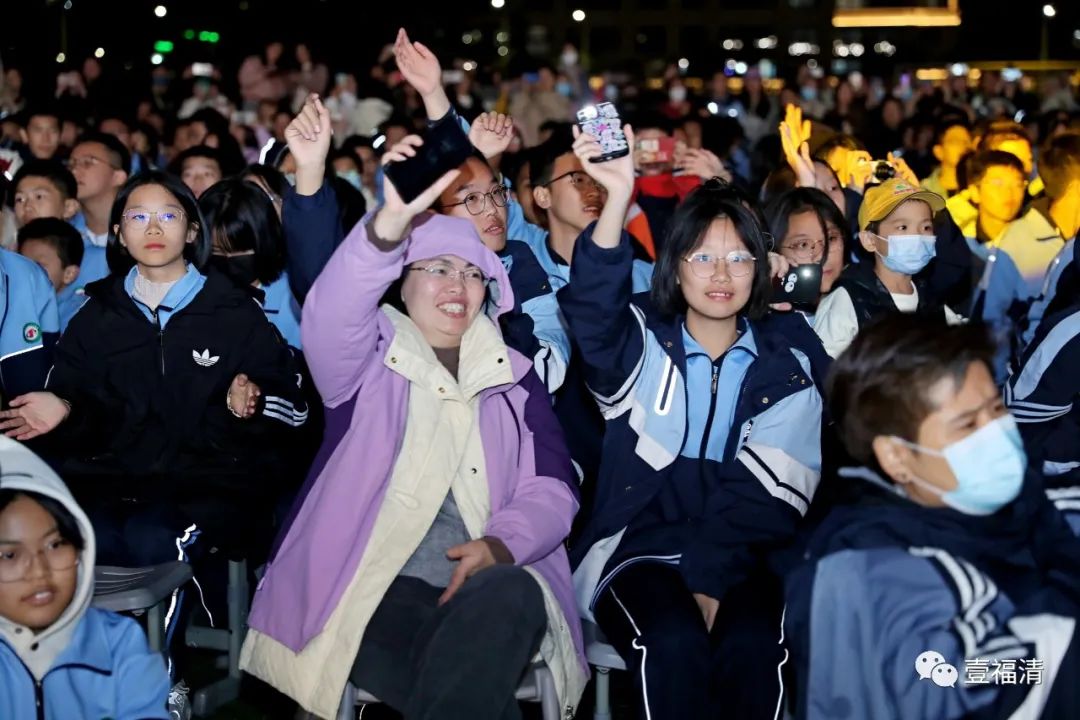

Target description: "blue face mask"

left=893, top=415, right=1027, bottom=516
left=337, top=169, right=362, bottom=190
left=556, top=81, right=573, bottom=98
left=876, top=233, right=936, bottom=275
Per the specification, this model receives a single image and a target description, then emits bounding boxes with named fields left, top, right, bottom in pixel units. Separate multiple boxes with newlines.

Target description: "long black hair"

left=106, top=170, right=213, bottom=275
left=764, top=187, right=848, bottom=261
left=651, top=179, right=773, bottom=320
left=198, top=177, right=286, bottom=286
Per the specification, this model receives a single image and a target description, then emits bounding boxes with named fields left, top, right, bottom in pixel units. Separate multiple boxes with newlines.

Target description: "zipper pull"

left=711, top=365, right=719, bottom=394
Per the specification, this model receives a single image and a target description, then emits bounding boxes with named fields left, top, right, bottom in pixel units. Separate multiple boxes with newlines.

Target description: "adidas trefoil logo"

left=192, top=349, right=220, bottom=367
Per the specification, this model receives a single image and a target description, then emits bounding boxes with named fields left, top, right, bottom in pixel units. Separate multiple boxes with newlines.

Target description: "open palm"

left=394, top=28, right=441, bottom=97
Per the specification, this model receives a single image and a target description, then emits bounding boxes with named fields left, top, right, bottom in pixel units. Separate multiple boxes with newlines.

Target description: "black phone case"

left=384, top=118, right=474, bottom=204
left=772, top=264, right=823, bottom=306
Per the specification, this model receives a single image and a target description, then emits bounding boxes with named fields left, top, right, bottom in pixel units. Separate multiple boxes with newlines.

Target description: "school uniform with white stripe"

left=559, top=224, right=829, bottom=719
left=784, top=468, right=1080, bottom=720
left=0, top=248, right=60, bottom=398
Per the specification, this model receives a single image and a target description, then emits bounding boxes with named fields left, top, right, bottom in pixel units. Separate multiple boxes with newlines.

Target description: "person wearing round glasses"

left=0, top=436, right=169, bottom=719
left=559, top=123, right=827, bottom=719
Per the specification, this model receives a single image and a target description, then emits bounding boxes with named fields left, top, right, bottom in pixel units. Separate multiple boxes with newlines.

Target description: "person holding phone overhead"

left=241, top=143, right=587, bottom=720
left=559, top=121, right=827, bottom=719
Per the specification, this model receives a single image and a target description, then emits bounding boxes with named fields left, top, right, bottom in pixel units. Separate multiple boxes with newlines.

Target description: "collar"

left=681, top=317, right=757, bottom=363
left=49, top=611, right=113, bottom=674
left=545, top=232, right=570, bottom=267
left=123, top=263, right=204, bottom=315
left=382, top=306, right=515, bottom=401
left=1026, top=200, right=1065, bottom=243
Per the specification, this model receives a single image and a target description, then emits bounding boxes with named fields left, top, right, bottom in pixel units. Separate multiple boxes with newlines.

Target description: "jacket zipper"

left=697, top=365, right=721, bottom=460
left=152, top=309, right=165, bottom=376
left=34, top=678, right=44, bottom=720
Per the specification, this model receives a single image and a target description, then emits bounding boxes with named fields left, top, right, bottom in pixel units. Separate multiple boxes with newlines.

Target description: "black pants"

left=350, top=564, right=547, bottom=720
left=82, top=497, right=212, bottom=681
left=594, top=562, right=787, bottom=720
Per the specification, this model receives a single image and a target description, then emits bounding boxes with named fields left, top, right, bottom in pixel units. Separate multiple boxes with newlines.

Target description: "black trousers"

left=350, top=564, right=548, bottom=720
left=594, top=562, right=788, bottom=720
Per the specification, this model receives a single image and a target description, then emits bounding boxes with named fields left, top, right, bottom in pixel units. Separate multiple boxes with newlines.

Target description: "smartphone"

left=384, top=118, right=473, bottom=204
left=191, top=63, right=215, bottom=78
left=636, top=137, right=676, bottom=164
left=442, top=70, right=465, bottom=85
left=771, top=264, right=823, bottom=306
left=576, top=103, right=629, bottom=163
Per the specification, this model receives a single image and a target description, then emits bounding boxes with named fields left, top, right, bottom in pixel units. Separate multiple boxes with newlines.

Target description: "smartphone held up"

left=576, top=103, right=630, bottom=163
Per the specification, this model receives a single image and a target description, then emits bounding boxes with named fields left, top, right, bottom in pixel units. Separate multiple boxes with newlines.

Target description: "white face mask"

left=669, top=86, right=687, bottom=104
left=561, top=50, right=579, bottom=67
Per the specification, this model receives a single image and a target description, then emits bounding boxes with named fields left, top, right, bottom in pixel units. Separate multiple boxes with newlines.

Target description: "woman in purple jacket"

left=240, top=136, right=587, bottom=720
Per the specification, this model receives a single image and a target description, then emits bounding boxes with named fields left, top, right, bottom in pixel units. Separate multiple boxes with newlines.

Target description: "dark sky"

left=3, top=0, right=1077, bottom=98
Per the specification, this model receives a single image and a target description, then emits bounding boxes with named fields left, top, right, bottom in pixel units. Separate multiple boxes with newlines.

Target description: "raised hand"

left=469, top=112, right=515, bottom=160
left=571, top=123, right=636, bottom=202
left=376, top=135, right=461, bottom=242
left=678, top=148, right=732, bottom=183
left=888, top=152, right=921, bottom=187
left=0, top=392, right=70, bottom=440
left=285, top=94, right=333, bottom=195
left=394, top=28, right=442, bottom=97
left=781, top=103, right=811, bottom=148
left=845, top=150, right=874, bottom=193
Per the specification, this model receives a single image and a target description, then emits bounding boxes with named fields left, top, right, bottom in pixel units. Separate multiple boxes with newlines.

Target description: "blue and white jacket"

left=1006, top=302, right=1080, bottom=515
left=560, top=223, right=828, bottom=617
left=260, top=271, right=302, bottom=351
left=785, top=468, right=1080, bottom=720
left=0, top=248, right=60, bottom=398
left=1022, top=238, right=1075, bottom=351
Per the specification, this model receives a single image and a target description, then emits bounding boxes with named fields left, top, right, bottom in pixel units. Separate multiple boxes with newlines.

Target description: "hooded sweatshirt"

left=0, top=435, right=170, bottom=719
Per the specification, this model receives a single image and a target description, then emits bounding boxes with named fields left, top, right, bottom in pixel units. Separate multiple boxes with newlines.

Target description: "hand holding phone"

left=383, top=118, right=473, bottom=204
left=576, top=103, right=630, bottom=163
left=771, top=264, right=823, bottom=306
left=376, top=135, right=462, bottom=242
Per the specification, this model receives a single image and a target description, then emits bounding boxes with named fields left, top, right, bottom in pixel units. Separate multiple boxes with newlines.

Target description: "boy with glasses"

left=66, top=132, right=130, bottom=250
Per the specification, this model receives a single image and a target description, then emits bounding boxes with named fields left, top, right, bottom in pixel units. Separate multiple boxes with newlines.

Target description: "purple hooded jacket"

left=246, top=211, right=587, bottom=675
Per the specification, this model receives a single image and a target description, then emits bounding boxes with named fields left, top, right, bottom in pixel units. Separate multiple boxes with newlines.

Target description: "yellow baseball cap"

left=857, top=178, right=946, bottom=231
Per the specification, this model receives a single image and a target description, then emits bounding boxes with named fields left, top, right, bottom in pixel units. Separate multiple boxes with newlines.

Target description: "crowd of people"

left=0, top=27, right=1079, bottom=720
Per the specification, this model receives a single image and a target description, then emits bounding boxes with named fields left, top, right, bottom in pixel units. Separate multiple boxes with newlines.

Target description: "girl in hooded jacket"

left=241, top=136, right=587, bottom=720
left=0, top=436, right=170, bottom=720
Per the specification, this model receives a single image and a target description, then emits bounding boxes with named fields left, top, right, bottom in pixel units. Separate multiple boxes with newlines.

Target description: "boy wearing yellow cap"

left=813, top=179, right=963, bottom=358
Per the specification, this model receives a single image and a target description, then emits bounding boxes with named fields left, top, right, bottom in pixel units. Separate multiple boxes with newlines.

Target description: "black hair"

left=241, top=164, right=289, bottom=201
left=73, top=130, right=132, bottom=175
left=812, top=133, right=864, bottom=163
left=629, top=111, right=675, bottom=136
left=198, top=178, right=286, bottom=285
left=329, top=176, right=369, bottom=235
left=185, top=109, right=247, bottom=175
left=934, top=115, right=971, bottom=146
left=827, top=314, right=995, bottom=467
left=764, top=187, right=847, bottom=259
left=979, top=120, right=1031, bottom=153
left=651, top=179, right=772, bottom=320
left=378, top=114, right=413, bottom=136
left=759, top=166, right=797, bottom=206
left=964, top=149, right=1026, bottom=187
left=529, top=123, right=576, bottom=187
left=97, top=112, right=133, bottom=134
left=329, top=149, right=361, bottom=171
left=106, top=170, right=212, bottom=274
left=0, top=490, right=84, bottom=552
left=1039, top=132, right=1080, bottom=201
left=17, top=218, right=84, bottom=268
left=18, top=105, right=62, bottom=128
left=168, top=145, right=225, bottom=177
left=11, top=160, right=77, bottom=200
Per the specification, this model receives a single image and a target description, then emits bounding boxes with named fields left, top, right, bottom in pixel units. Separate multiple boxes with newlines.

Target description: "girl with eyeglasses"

left=0, top=437, right=171, bottom=719
left=0, top=171, right=308, bottom=706
left=558, top=123, right=828, bottom=719
left=242, top=154, right=587, bottom=720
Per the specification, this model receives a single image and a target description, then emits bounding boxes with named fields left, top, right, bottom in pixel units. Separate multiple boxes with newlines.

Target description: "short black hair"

left=0, top=490, right=84, bottom=552
left=934, top=116, right=971, bottom=146
left=651, top=179, right=772, bottom=320
left=11, top=159, right=77, bottom=200
left=107, top=170, right=211, bottom=274
left=1039, top=132, right=1080, bottom=201
left=964, top=149, right=1026, bottom=186
left=826, top=314, right=995, bottom=466
left=198, top=177, right=286, bottom=285
left=329, top=148, right=361, bottom=171
left=18, top=105, right=62, bottom=128
left=764, top=187, right=847, bottom=257
left=812, top=133, right=865, bottom=162
left=168, top=145, right=224, bottom=177
left=17, top=218, right=84, bottom=268
left=529, top=123, right=576, bottom=187
left=74, top=131, right=132, bottom=175
left=979, top=120, right=1031, bottom=153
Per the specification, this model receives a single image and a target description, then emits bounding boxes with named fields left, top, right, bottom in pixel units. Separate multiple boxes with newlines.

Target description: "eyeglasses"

left=121, top=209, right=185, bottom=227
left=441, top=185, right=510, bottom=216
left=408, top=262, right=489, bottom=286
left=544, top=170, right=606, bottom=193
left=780, top=239, right=826, bottom=264
left=683, top=251, right=757, bottom=279
left=0, top=539, right=79, bottom=583
left=65, top=155, right=119, bottom=171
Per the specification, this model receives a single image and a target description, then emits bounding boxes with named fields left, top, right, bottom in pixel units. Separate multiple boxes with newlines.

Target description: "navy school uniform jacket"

left=785, top=468, right=1080, bottom=720
left=1006, top=301, right=1080, bottom=515
left=42, top=265, right=308, bottom=505
left=559, top=222, right=830, bottom=617
left=0, top=248, right=60, bottom=400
